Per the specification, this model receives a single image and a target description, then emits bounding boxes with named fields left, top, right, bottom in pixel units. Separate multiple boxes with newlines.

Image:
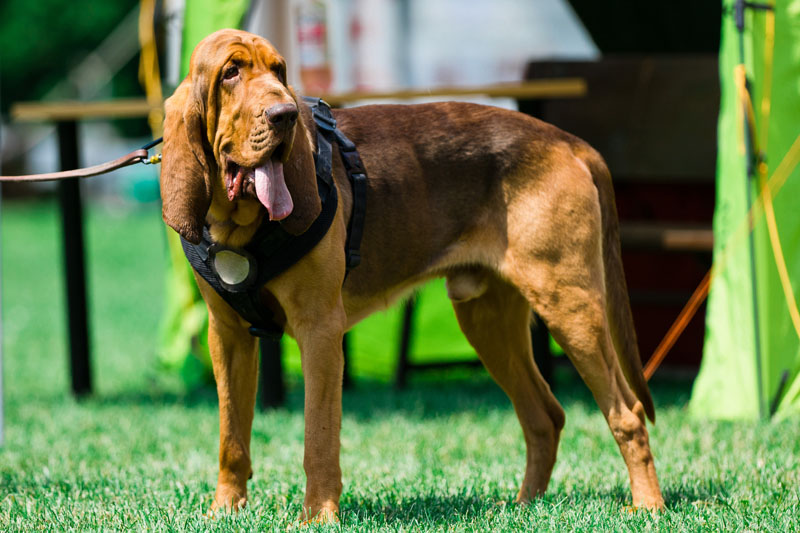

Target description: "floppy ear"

left=279, top=101, right=323, bottom=235
left=160, top=80, right=213, bottom=244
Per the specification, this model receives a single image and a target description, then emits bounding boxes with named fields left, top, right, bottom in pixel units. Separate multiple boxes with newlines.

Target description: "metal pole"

left=259, top=338, right=284, bottom=409
left=744, top=157, right=765, bottom=420
left=1, top=70, right=6, bottom=444
left=531, top=316, right=553, bottom=386
left=56, top=121, right=93, bottom=396
left=163, top=0, right=185, bottom=93
left=395, top=299, right=415, bottom=388
left=735, top=0, right=766, bottom=419
left=0, top=158, right=4, bottom=448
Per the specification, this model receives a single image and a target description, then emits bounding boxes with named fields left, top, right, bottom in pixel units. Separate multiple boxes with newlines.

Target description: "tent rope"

left=644, top=269, right=712, bottom=380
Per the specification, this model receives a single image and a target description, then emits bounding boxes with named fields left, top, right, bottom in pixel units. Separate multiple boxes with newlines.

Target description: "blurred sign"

left=296, top=0, right=332, bottom=93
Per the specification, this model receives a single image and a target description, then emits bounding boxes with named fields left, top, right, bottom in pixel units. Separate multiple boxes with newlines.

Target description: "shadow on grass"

left=337, top=478, right=726, bottom=526
left=88, top=365, right=695, bottom=420
left=338, top=365, right=694, bottom=420
left=339, top=490, right=501, bottom=526
left=67, top=386, right=221, bottom=411
left=661, top=480, right=729, bottom=508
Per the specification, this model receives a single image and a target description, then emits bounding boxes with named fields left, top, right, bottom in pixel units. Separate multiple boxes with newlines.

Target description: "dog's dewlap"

left=213, top=250, right=251, bottom=285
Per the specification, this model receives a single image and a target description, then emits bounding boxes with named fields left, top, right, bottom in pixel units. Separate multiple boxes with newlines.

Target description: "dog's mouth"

left=225, top=143, right=293, bottom=221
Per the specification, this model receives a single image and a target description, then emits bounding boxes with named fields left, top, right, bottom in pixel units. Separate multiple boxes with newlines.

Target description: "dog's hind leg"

left=501, top=158, right=664, bottom=509
left=515, top=271, right=663, bottom=509
left=450, top=271, right=565, bottom=502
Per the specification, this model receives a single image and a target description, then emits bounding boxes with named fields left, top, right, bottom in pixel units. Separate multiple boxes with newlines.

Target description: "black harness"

left=180, top=97, right=367, bottom=339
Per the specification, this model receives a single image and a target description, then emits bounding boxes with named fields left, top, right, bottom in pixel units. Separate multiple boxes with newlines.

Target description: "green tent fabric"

left=691, top=0, right=800, bottom=419
left=180, top=0, right=251, bottom=75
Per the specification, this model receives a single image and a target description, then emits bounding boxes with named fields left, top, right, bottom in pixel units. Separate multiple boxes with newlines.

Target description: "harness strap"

left=340, top=143, right=367, bottom=270
left=303, top=97, right=367, bottom=270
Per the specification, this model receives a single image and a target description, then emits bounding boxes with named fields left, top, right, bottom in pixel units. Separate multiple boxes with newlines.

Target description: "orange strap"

left=644, top=269, right=712, bottom=380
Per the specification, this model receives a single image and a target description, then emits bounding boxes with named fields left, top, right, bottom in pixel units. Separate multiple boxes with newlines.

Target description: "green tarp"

left=690, top=0, right=800, bottom=419
left=180, top=0, right=250, bottom=74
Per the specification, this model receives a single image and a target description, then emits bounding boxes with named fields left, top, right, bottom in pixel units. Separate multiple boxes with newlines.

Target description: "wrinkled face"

left=161, top=30, right=320, bottom=244
left=195, top=30, right=298, bottom=221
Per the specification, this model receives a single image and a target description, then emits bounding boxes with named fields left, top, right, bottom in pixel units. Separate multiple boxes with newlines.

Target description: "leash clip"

left=139, top=137, right=164, bottom=165
left=142, top=153, right=162, bottom=165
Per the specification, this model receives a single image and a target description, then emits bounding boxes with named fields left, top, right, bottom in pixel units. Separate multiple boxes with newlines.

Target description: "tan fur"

left=160, top=29, right=664, bottom=521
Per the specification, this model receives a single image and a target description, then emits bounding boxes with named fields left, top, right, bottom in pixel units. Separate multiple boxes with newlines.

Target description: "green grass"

left=2, top=199, right=799, bottom=531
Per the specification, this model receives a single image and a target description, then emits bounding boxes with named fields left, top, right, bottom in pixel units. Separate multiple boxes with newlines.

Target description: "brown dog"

left=160, top=29, right=664, bottom=521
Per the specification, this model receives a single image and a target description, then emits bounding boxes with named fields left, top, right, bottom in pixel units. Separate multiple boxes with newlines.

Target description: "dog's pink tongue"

left=255, top=160, right=293, bottom=220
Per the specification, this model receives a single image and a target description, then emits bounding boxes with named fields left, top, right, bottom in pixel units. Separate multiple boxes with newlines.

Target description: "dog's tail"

left=577, top=144, right=656, bottom=423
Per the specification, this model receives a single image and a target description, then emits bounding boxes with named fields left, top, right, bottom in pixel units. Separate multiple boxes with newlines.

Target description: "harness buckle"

left=310, top=99, right=337, bottom=132
left=314, top=112, right=337, bottom=132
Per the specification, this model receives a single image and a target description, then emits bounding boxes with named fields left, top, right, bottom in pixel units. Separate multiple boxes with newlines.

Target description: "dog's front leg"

left=196, top=276, right=260, bottom=512
left=208, top=311, right=259, bottom=512
left=293, top=304, right=347, bottom=523
left=270, top=284, right=347, bottom=522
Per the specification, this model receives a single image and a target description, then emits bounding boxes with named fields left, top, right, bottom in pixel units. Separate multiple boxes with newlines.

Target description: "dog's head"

left=160, top=29, right=320, bottom=244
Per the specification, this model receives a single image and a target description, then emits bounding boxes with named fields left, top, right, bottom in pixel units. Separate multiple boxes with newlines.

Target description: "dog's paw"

left=629, top=495, right=665, bottom=512
left=210, top=485, right=248, bottom=514
left=291, top=502, right=339, bottom=528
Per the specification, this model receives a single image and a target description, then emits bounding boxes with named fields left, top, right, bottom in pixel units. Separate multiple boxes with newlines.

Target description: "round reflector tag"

left=208, top=245, right=257, bottom=291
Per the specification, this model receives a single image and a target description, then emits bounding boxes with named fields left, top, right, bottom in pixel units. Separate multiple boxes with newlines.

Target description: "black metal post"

left=395, top=299, right=415, bottom=388
left=341, top=333, right=352, bottom=389
left=56, top=120, right=92, bottom=396
left=258, top=338, right=284, bottom=409
left=531, top=316, right=553, bottom=387
left=0, top=170, right=5, bottom=445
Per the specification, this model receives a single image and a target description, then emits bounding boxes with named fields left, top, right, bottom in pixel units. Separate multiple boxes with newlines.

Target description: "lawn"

left=1, top=199, right=799, bottom=531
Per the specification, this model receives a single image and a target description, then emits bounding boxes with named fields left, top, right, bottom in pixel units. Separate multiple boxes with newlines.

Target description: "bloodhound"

left=160, top=29, right=664, bottom=521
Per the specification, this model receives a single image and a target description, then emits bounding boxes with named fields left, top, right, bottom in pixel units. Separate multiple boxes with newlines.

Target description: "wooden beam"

left=11, top=79, right=586, bottom=123
left=620, top=223, right=714, bottom=252
left=11, top=98, right=161, bottom=122
left=318, top=79, right=587, bottom=106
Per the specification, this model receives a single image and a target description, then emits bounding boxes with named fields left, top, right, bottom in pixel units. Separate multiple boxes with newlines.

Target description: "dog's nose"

left=266, top=103, right=298, bottom=130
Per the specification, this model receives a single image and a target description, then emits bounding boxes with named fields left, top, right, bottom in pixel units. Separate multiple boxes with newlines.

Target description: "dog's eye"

left=222, top=65, right=240, bottom=81
left=274, top=63, right=287, bottom=85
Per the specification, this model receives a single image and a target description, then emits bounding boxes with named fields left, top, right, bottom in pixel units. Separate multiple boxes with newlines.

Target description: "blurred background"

left=1, top=0, right=797, bottom=420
